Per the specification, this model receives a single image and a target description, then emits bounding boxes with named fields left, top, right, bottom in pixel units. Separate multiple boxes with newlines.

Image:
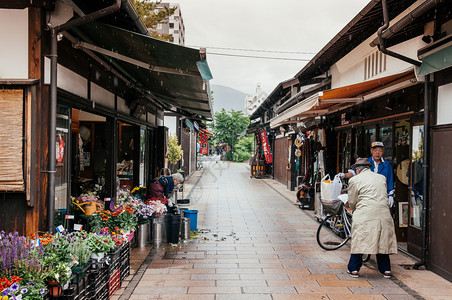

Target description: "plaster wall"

left=0, top=9, right=28, bottom=79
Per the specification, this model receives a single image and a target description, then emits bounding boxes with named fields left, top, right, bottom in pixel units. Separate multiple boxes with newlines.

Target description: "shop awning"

left=418, top=40, right=452, bottom=76
left=185, top=119, right=194, bottom=131
left=66, top=22, right=213, bottom=119
left=270, top=69, right=416, bottom=128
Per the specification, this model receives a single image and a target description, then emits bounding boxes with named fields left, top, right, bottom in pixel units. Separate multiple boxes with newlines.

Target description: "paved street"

left=119, top=158, right=452, bottom=299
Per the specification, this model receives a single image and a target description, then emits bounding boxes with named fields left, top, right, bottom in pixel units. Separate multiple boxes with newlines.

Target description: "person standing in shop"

left=346, top=158, right=397, bottom=278
left=339, top=141, right=395, bottom=207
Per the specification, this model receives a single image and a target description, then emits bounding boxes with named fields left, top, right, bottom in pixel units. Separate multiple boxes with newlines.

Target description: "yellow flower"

left=3, top=296, right=9, bottom=300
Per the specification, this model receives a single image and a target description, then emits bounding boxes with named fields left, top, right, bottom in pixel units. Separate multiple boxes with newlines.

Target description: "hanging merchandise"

left=294, top=133, right=304, bottom=173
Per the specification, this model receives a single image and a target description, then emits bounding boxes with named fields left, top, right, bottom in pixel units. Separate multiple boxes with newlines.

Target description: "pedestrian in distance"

left=346, top=158, right=397, bottom=279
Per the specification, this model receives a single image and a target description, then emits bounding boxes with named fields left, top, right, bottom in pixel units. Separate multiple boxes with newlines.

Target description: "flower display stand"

left=120, top=242, right=131, bottom=285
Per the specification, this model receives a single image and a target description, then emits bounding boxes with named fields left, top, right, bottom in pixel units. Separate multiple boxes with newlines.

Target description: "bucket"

left=181, top=217, right=190, bottom=239
left=137, top=223, right=149, bottom=247
left=183, top=210, right=198, bottom=231
left=152, top=220, right=162, bottom=247
left=165, top=213, right=181, bottom=244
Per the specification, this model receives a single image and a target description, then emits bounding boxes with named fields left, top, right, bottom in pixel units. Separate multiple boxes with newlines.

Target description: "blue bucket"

left=183, top=210, right=198, bottom=231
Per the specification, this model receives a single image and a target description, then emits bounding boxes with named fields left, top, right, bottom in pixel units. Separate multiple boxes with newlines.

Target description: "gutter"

left=375, top=0, right=421, bottom=67
left=46, top=0, right=121, bottom=233
left=121, top=0, right=149, bottom=35
left=370, top=0, right=442, bottom=48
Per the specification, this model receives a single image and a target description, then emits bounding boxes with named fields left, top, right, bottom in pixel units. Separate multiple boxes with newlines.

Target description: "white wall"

left=91, top=82, right=115, bottom=109
left=331, top=36, right=426, bottom=89
left=0, top=9, right=28, bottom=79
left=164, top=116, right=177, bottom=135
left=44, top=58, right=88, bottom=98
left=330, top=0, right=428, bottom=89
left=437, top=83, right=452, bottom=126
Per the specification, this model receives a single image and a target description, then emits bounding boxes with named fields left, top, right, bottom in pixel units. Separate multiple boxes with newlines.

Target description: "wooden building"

left=0, top=0, right=212, bottom=236
left=249, top=0, right=452, bottom=281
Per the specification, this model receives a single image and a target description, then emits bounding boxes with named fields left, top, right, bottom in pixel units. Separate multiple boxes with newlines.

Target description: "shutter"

left=0, top=89, right=24, bottom=191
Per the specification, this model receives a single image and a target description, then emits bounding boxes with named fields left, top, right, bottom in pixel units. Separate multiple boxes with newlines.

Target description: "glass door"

left=410, top=125, right=424, bottom=228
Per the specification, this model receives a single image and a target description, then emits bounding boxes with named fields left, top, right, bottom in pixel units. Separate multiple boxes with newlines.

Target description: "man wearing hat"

left=340, top=141, right=395, bottom=206
left=346, top=157, right=397, bottom=278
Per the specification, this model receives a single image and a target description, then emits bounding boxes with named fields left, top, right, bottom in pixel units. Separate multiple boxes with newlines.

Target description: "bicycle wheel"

left=316, top=215, right=350, bottom=250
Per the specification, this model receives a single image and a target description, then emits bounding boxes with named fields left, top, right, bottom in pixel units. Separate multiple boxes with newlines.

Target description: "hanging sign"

left=260, top=129, right=273, bottom=164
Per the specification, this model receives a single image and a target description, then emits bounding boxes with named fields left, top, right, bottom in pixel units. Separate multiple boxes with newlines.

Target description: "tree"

left=167, top=134, right=183, bottom=172
left=131, top=0, right=176, bottom=41
left=209, top=109, right=250, bottom=155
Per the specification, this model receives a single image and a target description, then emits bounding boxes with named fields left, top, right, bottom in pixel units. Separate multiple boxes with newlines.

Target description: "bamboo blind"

left=0, top=89, right=24, bottom=191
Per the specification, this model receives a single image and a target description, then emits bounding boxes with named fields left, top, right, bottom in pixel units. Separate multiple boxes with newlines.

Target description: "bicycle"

left=316, top=199, right=370, bottom=262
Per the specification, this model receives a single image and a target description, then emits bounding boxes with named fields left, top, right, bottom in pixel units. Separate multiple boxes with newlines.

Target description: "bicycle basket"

left=320, top=198, right=343, bottom=215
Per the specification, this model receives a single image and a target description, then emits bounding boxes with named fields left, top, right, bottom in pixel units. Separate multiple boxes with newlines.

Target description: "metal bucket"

left=152, top=219, right=163, bottom=246
left=137, top=223, right=149, bottom=247
left=181, top=217, right=190, bottom=239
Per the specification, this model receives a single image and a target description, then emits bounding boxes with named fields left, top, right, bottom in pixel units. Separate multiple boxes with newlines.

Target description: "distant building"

left=245, top=83, right=267, bottom=116
left=154, top=3, right=185, bottom=46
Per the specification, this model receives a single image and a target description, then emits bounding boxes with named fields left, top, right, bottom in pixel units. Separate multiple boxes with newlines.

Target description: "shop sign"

left=260, top=129, right=273, bottom=164
left=193, top=121, right=199, bottom=131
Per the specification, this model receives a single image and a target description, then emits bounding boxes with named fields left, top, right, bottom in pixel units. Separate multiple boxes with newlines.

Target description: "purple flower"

left=26, top=282, right=36, bottom=286
left=39, top=289, right=46, bottom=294
left=20, top=288, right=28, bottom=294
left=10, top=283, right=20, bottom=291
left=2, top=289, right=10, bottom=296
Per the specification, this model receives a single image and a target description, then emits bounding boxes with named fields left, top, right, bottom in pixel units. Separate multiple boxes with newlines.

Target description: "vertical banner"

left=260, top=129, right=273, bottom=164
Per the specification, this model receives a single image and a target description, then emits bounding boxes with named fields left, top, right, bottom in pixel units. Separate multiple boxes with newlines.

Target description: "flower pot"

left=47, top=280, right=62, bottom=297
left=91, top=252, right=105, bottom=261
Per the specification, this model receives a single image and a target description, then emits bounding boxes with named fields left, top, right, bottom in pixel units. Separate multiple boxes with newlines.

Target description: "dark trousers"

left=348, top=254, right=391, bottom=273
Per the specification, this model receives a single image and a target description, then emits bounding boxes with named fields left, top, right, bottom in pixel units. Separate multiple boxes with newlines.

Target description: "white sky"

left=175, top=0, right=370, bottom=95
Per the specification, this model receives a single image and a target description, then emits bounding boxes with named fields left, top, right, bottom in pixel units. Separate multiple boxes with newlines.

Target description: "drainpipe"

left=414, top=73, right=430, bottom=269
left=46, top=0, right=121, bottom=233
left=377, top=0, right=421, bottom=67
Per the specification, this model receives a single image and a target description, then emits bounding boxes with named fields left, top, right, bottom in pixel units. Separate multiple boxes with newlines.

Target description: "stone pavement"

left=114, top=159, right=452, bottom=299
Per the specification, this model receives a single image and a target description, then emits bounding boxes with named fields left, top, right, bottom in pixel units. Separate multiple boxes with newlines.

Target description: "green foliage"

left=86, top=233, right=116, bottom=254
left=168, top=134, right=183, bottom=165
left=233, top=135, right=254, bottom=162
left=131, top=0, right=176, bottom=41
left=210, top=109, right=250, bottom=147
left=223, top=135, right=254, bottom=162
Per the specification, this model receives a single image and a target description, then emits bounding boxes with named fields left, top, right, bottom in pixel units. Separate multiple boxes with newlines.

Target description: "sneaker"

left=381, top=271, right=392, bottom=278
left=347, top=270, right=359, bottom=278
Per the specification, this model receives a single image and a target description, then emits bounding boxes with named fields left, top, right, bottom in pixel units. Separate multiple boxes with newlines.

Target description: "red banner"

left=260, top=129, right=273, bottom=164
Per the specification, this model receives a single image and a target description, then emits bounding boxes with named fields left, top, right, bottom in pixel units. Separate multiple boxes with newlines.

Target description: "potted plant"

left=86, top=231, right=116, bottom=261
left=41, top=253, right=72, bottom=297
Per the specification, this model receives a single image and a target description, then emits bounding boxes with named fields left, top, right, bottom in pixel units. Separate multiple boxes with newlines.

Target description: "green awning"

left=68, top=22, right=213, bottom=119
left=185, top=119, right=194, bottom=131
left=418, top=45, right=452, bottom=76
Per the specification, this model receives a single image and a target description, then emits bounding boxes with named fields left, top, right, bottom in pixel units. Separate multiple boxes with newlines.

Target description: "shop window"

left=379, top=125, right=393, bottom=163
left=71, top=110, right=108, bottom=201
left=55, top=105, right=70, bottom=211
left=0, top=89, right=30, bottom=196
left=139, top=127, right=147, bottom=187
left=118, top=122, right=135, bottom=190
left=410, top=125, right=424, bottom=228
left=362, top=127, right=376, bottom=155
